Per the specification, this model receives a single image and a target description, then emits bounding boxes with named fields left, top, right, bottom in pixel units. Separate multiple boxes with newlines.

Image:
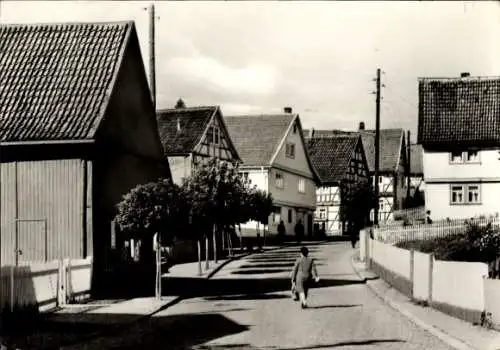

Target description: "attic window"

left=286, top=143, right=295, bottom=159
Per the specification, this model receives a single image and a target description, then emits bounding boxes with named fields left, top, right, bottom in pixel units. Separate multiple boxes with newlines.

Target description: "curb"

left=349, top=253, right=477, bottom=350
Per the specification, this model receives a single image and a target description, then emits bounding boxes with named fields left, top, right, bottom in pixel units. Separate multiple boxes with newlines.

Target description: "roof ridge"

left=0, top=20, right=133, bottom=29
left=419, top=76, right=500, bottom=81
left=157, top=106, right=218, bottom=113
left=225, top=113, right=298, bottom=118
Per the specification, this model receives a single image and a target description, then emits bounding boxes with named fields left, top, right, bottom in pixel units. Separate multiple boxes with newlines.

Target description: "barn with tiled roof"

left=0, top=21, right=169, bottom=294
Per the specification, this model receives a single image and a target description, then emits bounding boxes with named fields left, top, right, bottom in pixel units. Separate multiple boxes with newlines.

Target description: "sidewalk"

left=350, top=252, right=500, bottom=350
left=2, top=249, right=273, bottom=350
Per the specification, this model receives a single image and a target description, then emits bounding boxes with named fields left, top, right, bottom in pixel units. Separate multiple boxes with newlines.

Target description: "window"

left=285, top=143, right=295, bottom=159
left=379, top=177, right=383, bottom=184
left=467, top=185, right=480, bottom=203
left=288, top=209, right=293, bottom=223
left=450, top=150, right=480, bottom=164
left=450, top=184, right=481, bottom=205
left=379, top=199, right=384, bottom=210
left=466, top=151, right=479, bottom=163
left=450, top=151, right=463, bottom=163
left=273, top=206, right=281, bottom=224
left=275, top=172, right=284, bottom=188
left=298, top=178, right=305, bottom=193
left=316, top=194, right=321, bottom=202
left=450, top=185, right=465, bottom=204
left=319, top=209, right=326, bottom=219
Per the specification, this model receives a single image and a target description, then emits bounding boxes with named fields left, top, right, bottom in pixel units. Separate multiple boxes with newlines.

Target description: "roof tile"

left=418, top=77, right=500, bottom=148
left=0, top=22, right=131, bottom=142
left=306, top=136, right=359, bottom=184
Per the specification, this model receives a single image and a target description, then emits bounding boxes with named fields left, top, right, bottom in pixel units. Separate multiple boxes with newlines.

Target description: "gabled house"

left=0, top=22, right=169, bottom=289
left=305, top=135, right=370, bottom=236
left=418, top=73, right=500, bottom=220
left=156, top=104, right=241, bottom=185
left=304, top=124, right=408, bottom=222
left=225, top=108, right=320, bottom=238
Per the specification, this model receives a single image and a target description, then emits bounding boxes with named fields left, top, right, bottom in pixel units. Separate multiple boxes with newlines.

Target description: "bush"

left=396, top=221, right=500, bottom=263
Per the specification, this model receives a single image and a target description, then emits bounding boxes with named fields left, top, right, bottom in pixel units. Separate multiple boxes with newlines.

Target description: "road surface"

left=64, top=242, right=455, bottom=349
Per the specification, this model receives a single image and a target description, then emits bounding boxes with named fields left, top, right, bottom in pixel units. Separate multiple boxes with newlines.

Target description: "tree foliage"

left=115, top=178, right=187, bottom=245
left=175, top=98, right=186, bottom=109
left=341, top=181, right=376, bottom=230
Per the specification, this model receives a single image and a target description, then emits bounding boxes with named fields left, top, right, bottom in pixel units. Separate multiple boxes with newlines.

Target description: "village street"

left=61, top=243, right=454, bottom=350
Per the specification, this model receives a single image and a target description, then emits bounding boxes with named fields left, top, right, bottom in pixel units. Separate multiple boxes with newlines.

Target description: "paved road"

left=64, top=242, right=455, bottom=350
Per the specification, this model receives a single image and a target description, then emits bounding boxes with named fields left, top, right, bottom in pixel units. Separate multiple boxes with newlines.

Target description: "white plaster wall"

left=432, top=260, right=488, bottom=311
left=424, top=149, right=500, bottom=180
left=425, top=183, right=500, bottom=220
left=413, top=251, right=431, bottom=302
left=484, top=278, right=500, bottom=326
left=372, top=240, right=411, bottom=279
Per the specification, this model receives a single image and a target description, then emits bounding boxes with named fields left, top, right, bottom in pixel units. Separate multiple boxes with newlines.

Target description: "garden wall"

left=360, top=230, right=491, bottom=326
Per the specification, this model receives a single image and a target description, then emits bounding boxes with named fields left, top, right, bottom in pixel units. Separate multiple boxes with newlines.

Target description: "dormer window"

left=450, top=151, right=463, bottom=163
left=466, top=150, right=479, bottom=163
left=449, top=150, right=480, bottom=164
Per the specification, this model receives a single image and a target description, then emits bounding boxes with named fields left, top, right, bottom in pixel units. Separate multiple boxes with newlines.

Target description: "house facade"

left=0, top=22, right=169, bottom=289
left=156, top=104, right=241, bottom=186
left=418, top=74, right=500, bottom=220
left=305, top=135, right=370, bottom=236
left=304, top=125, right=408, bottom=223
left=225, top=108, right=320, bottom=238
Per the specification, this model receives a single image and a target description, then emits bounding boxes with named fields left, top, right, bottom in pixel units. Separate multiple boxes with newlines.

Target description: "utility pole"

left=407, top=130, right=411, bottom=202
left=149, top=3, right=156, bottom=111
left=373, top=68, right=381, bottom=226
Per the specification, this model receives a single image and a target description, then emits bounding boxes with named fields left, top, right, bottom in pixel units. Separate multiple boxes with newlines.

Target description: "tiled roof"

left=0, top=21, right=133, bottom=142
left=225, top=114, right=296, bottom=166
left=409, top=143, right=423, bottom=175
left=157, top=106, right=216, bottom=155
left=306, top=128, right=405, bottom=173
left=306, top=135, right=360, bottom=184
left=418, top=77, right=500, bottom=148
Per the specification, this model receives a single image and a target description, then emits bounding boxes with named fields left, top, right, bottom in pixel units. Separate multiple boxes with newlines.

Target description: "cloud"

left=164, top=56, right=277, bottom=96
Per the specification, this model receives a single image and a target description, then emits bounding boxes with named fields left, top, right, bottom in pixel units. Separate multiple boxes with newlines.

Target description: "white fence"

left=373, top=216, right=500, bottom=245
left=360, top=230, right=497, bottom=325
left=0, top=256, right=93, bottom=313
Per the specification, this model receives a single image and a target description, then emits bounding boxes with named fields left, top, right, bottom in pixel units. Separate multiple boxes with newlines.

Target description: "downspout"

left=82, top=160, right=88, bottom=258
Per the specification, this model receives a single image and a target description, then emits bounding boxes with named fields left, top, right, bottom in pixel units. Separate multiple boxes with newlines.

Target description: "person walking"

left=294, top=219, right=304, bottom=243
left=291, top=246, right=319, bottom=309
left=277, top=220, right=286, bottom=243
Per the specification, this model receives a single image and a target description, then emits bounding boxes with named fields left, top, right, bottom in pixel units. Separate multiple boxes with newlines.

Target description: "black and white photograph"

left=0, top=1, right=500, bottom=349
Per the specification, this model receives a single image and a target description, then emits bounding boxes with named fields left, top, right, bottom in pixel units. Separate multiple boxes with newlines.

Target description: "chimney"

left=460, top=72, right=470, bottom=78
left=176, top=117, right=181, bottom=132
left=359, top=121, right=365, bottom=130
left=284, top=107, right=292, bottom=114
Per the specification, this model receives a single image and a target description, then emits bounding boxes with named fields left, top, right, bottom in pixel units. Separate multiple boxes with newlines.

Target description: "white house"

left=418, top=73, right=500, bottom=220
left=225, top=108, right=320, bottom=238
left=305, top=134, right=370, bottom=236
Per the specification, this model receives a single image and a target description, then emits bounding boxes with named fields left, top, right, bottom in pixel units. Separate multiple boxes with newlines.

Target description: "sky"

left=1, top=1, right=499, bottom=140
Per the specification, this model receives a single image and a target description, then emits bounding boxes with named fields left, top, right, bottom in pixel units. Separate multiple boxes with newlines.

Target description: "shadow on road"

left=307, top=304, right=362, bottom=309
left=4, top=312, right=251, bottom=350
left=238, top=263, right=295, bottom=269
left=204, top=294, right=289, bottom=301
left=231, top=269, right=290, bottom=275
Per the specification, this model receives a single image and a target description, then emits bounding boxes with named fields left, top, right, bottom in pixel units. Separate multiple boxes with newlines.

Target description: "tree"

left=114, top=178, right=187, bottom=292
left=341, top=181, right=376, bottom=233
left=182, top=158, right=251, bottom=273
left=175, top=98, right=186, bottom=109
left=247, top=187, right=274, bottom=247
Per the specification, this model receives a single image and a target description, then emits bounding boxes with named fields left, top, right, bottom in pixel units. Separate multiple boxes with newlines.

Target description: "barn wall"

left=0, top=160, right=86, bottom=265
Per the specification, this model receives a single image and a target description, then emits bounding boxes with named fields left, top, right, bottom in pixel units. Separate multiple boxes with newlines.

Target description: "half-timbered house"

left=0, top=22, right=170, bottom=291
left=305, top=135, right=370, bottom=236
left=225, top=108, right=320, bottom=238
left=409, top=143, right=425, bottom=198
left=418, top=73, right=500, bottom=220
left=156, top=104, right=241, bottom=185
left=304, top=124, right=408, bottom=222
